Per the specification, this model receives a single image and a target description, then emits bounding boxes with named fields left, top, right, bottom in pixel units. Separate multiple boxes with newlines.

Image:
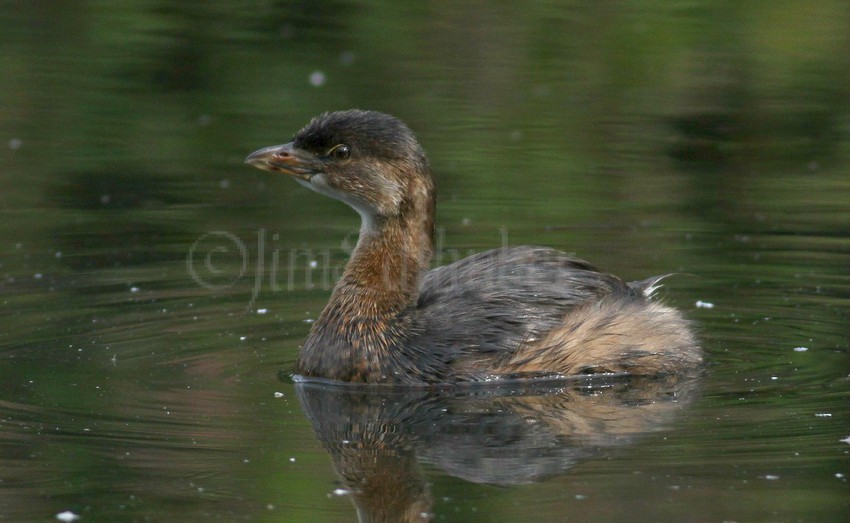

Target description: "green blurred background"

left=0, top=1, right=848, bottom=521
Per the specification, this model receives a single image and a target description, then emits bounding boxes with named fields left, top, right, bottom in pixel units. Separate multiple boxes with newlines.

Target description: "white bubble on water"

left=309, top=71, right=326, bottom=87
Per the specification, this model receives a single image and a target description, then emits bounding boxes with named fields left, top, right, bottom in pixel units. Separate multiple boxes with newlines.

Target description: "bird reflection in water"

left=293, top=375, right=701, bottom=522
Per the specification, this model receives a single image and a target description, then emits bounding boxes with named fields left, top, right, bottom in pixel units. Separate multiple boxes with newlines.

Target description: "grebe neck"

left=313, top=185, right=435, bottom=339
left=342, top=213, right=432, bottom=310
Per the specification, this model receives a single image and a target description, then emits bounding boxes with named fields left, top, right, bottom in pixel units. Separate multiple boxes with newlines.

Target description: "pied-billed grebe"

left=246, top=110, right=701, bottom=384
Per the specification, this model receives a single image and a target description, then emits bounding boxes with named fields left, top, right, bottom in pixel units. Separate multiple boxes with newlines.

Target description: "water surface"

left=1, top=2, right=848, bottom=521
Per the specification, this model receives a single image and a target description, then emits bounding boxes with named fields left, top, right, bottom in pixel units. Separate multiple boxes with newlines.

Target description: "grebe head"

left=245, top=109, right=433, bottom=230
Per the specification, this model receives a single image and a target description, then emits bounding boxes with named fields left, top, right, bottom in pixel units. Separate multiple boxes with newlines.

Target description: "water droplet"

left=309, top=71, right=326, bottom=87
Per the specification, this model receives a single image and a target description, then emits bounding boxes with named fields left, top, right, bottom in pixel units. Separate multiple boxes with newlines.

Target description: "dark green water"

left=1, top=2, right=848, bottom=521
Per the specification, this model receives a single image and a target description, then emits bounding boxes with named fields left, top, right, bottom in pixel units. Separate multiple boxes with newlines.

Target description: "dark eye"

left=328, top=144, right=350, bottom=160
